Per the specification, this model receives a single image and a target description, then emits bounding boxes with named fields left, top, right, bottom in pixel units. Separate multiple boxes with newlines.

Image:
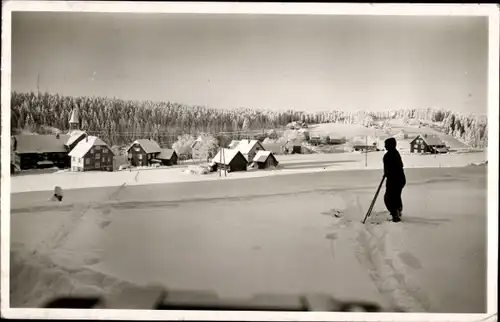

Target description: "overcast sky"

left=12, top=12, right=488, bottom=113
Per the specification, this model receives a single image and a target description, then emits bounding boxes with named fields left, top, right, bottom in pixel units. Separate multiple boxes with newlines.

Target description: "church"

left=11, top=107, right=112, bottom=172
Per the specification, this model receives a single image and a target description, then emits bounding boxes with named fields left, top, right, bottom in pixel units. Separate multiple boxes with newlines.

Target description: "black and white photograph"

left=1, top=2, right=498, bottom=321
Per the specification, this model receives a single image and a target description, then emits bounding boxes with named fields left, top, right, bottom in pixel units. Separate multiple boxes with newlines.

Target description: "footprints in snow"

left=321, top=192, right=428, bottom=312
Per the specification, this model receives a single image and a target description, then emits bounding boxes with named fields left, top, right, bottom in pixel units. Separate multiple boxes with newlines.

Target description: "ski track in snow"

left=10, top=183, right=132, bottom=307
left=324, top=191, right=431, bottom=312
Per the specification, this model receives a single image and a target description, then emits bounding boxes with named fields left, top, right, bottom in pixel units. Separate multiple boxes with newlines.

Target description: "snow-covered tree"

left=173, top=134, right=195, bottom=158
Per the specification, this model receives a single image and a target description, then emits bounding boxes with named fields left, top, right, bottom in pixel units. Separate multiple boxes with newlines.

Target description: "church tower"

left=69, top=107, right=80, bottom=131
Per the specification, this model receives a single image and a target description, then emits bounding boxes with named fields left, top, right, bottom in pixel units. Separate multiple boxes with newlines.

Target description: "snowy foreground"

left=11, top=151, right=487, bottom=193
left=10, top=165, right=487, bottom=313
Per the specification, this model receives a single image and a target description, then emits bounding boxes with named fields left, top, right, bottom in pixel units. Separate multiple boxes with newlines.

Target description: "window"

left=102, top=148, right=108, bottom=153
left=72, top=157, right=76, bottom=162
left=138, top=154, right=143, bottom=160
left=138, top=161, right=142, bottom=166
left=414, top=144, right=418, bottom=149
left=128, top=153, right=132, bottom=159
left=90, top=148, right=94, bottom=154
left=134, top=147, right=141, bottom=152
left=148, top=154, right=152, bottom=160
left=85, top=159, right=90, bottom=165
left=95, top=153, right=101, bottom=159
left=95, top=162, right=100, bottom=168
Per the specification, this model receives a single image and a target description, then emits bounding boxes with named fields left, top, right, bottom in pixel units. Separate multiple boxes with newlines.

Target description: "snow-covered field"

left=10, top=151, right=487, bottom=193
left=310, top=120, right=472, bottom=150
left=10, top=165, right=487, bottom=313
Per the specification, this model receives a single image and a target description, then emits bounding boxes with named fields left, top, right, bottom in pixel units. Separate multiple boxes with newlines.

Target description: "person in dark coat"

left=383, top=138, right=406, bottom=222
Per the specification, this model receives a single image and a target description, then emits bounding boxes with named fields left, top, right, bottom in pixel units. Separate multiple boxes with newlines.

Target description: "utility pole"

left=365, top=135, right=368, bottom=168
left=222, top=147, right=227, bottom=177
left=219, top=147, right=222, bottom=177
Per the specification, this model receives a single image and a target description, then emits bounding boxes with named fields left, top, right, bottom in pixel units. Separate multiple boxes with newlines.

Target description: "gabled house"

left=236, top=139, right=265, bottom=162
left=12, top=134, right=71, bottom=170
left=250, top=151, right=279, bottom=169
left=410, top=134, right=448, bottom=154
left=127, top=139, right=162, bottom=166
left=153, top=149, right=179, bottom=166
left=68, top=136, right=114, bottom=172
left=212, top=148, right=248, bottom=172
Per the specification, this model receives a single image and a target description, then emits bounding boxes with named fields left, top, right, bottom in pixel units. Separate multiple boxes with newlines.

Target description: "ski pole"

left=362, top=175, right=386, bottom=224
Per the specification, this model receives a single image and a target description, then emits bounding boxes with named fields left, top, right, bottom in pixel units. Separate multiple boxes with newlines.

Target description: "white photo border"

left=1, top=2, right=498, bottom=321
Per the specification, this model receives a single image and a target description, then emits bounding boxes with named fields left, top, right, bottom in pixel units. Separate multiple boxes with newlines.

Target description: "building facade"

left=127, top=139, right=162, bottom=166
left=410, top=134, right=447, bottom=154
left=69, top=136, right=114, bottom=172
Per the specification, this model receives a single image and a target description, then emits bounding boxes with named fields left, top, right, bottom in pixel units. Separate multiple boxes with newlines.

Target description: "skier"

left=383, top=138, right=406, bottom=222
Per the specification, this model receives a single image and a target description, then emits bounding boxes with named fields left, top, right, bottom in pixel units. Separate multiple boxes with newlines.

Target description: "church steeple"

left=69, top=107, right=79, bottom=131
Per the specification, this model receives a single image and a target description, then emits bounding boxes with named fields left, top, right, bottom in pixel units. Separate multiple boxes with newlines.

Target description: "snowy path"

left=10, top=166, right=487, bottom=312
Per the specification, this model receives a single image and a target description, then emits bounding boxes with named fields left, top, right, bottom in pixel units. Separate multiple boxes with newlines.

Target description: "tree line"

left=11, top=91, right=488, bottom=148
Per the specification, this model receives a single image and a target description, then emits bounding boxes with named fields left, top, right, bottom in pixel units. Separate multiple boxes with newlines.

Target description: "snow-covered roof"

left=13, top=134, right=70, bottom=154
left=237, top=140, right=263, bottom=154
left=212, top=148, right=247, bottom=165
left=128, top=139, right=161, bottom=154
left=157, top=149, right=176, bottom=160
left=228, top=140, right=240, bottom=149
left=69, top=136, right=111, bottom=158
left=253, top=150, right=277, bottom=163
left=65, top=130, right=86, bottom=146
left=418, top=135, right=445, bottom=146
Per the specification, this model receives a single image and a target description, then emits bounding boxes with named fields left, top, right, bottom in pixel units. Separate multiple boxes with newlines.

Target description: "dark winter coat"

left=383, top=149, right=406, bottom=189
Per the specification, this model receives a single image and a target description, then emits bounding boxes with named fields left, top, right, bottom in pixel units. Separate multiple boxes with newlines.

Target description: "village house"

left=328, top=135, right=345, bottom=145
left=68, top=135, right=114, bottom=172
left=236, top=139, right=266, bottom=162
left=410, top=134, right=448, bottom=154
left=152, top=149, right=179, bottom=166
left=12, top=134, right=71, bottom=170
left=284, top=139, right=307, bottom=154
left=309, top=135, right=322, bottom=146
left=127, top=139, right=162, bottom=166
left=351, top=136, right=378, bottom=152
left=212, top=148, right=248, bottom=172
left=250, top=150, right=279, bottom=169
